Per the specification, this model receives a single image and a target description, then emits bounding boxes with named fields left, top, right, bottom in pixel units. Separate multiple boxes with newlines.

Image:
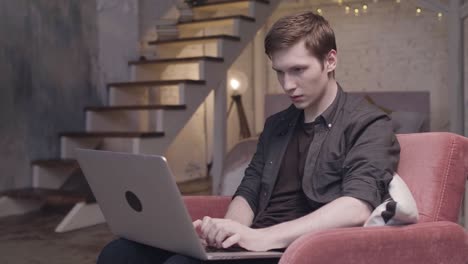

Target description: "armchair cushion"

left=279, top=221, right=468, bottom=264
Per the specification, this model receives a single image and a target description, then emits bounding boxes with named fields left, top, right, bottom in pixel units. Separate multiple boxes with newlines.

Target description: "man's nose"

left=283, top=74, right=296, bottom=92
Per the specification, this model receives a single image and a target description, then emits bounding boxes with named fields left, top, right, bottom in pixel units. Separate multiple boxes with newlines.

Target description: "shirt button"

left=263, top=191, right=267, bottom=196
left=268, top=161, right=273, bottom=165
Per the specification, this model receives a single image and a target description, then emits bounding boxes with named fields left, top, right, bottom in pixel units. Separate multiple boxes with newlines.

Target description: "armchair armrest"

left=183, top=196, right=231, bottom=221
left=280, top=221, right=468, bottom=264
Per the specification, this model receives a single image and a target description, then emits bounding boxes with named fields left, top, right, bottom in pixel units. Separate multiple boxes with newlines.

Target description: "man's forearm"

left=263, top=196, right=372, bottom=249
left=224, top=196, right=255, bottom=226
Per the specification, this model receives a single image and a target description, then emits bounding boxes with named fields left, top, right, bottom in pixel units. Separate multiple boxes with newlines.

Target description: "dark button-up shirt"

left=234, top=86, right=401, bottom=218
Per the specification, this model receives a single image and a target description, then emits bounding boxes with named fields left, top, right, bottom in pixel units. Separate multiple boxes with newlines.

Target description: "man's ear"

left=325, top=49, right=337, bottom=73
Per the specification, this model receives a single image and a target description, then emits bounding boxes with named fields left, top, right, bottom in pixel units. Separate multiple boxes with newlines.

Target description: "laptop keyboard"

left=205, top=246, right=247, bottom=253
left=205, top=246, right=285, bottom=253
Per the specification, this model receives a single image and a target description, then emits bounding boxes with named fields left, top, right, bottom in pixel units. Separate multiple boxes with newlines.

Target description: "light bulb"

left=345, top=5, right=350, bottom=14
left=317, top=8, right=323, bottom=15
left=354, top=8, right=360, bottom=16
left=230, top=79, right=240, bottom=91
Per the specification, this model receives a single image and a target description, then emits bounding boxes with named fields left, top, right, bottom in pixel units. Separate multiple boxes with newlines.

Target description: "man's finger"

left=193, top=219, right=202, bottom=228
left=222, top=233, right=241, bottom=249
left=200, top=216, right=212, bottom=238
left=206, top=222, right=222, bottom=246
left=214, top=229, right=230, bottom=248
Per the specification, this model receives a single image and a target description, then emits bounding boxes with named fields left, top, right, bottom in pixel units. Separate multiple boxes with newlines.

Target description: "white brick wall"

left=265, top=0, right=452, bottom=131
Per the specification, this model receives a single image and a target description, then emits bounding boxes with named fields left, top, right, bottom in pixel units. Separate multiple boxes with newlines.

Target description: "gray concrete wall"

left=0, top=0, right=99, bottom=191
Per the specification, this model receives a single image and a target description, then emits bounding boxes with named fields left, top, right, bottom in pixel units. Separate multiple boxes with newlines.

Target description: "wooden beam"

left=447, top=0, right=464, bottom=135
left=254, top=26, right=267, bottom=134
left=211, top=80, right=227, bottom=195
left=55, top=202, right=105, bottom=233
left=461, top=2, right=468, bottom=18
left=417, top=0, right=448, bottom=13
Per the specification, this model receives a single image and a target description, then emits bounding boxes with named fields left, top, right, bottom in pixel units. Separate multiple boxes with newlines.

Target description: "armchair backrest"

left=396, top=132, right=468, bottom=223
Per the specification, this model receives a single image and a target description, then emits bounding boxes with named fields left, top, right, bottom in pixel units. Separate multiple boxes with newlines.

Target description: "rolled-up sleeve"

left=341, top=112, right=400, bottom=209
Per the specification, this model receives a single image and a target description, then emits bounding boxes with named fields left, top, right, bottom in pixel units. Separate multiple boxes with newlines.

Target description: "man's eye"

left=292, top=68, right=304, bottom=73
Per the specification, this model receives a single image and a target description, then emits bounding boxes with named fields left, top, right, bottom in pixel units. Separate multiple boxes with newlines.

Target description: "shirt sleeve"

left=341, top=112, right=400, bottom=209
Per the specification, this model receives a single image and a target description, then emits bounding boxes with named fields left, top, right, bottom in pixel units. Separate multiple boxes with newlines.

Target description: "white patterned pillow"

left=364, top=173, right=419, bottom=226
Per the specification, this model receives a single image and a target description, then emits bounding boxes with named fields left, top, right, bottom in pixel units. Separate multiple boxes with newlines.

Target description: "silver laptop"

left=75, top=149, right=283, bottom=260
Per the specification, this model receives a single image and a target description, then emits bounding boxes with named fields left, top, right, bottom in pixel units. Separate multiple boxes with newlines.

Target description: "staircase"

left=0, top=0, right=281, bottom=232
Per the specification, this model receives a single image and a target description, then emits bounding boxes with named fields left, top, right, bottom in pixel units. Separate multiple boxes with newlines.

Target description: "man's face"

left=271, top=40, right=334, bottom=111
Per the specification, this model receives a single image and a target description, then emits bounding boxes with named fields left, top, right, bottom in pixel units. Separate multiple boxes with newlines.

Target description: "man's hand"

left=192, top=217, right=272, bottom=252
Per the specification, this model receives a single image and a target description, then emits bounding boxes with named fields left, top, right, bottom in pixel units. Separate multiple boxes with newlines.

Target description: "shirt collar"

left=314, top=83, right=343, bottom=128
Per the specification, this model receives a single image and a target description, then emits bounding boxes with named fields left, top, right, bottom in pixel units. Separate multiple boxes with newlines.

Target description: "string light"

left=416, top=8, right=422, bottom=16
left=354, top=8, right=360, bottom=16
left=362, top=4, right=368, bottom=13
left=314, top=0, right=441, bottom=21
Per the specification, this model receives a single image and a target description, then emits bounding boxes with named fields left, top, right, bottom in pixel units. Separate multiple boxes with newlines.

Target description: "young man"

left=97, top=11, right=400, bottom=264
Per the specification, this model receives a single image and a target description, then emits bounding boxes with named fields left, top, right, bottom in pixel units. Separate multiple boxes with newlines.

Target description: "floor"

left=0, top=206, right=114, bottom=264
left=0, top=178, right=211, bottom=264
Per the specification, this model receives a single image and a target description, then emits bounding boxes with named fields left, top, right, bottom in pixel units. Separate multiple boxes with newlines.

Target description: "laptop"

left=75, top=149, right=283, bottom=260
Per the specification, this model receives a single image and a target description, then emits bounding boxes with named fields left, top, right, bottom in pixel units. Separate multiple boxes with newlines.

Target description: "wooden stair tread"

left=177, top=177, right=212, bottom=195
left=178, top=15, right=255, bottom=25
left=128, top=56, right=223, bottom=66
left=1, top=188, right=89, bottom=204
left=60, top=132, right=165, bottom=138
left=31, top=159, right=77, bottom=167
left=149, top=34, right=240, bottom=45
left=108, top=79, right=205, bottom=88
left=85, top=105, right=186, bottom=111
left=192, top=0, right=269, bottom=8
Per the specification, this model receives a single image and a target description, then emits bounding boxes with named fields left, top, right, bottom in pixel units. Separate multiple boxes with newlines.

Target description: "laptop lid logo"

left=125, top=191, right=143, bottom=212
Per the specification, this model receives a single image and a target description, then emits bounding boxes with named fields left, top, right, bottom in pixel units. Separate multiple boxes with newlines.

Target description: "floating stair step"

left=191, top=0, right=269, bottom=20
left=108, top=80, right=205, bottom=88
left=32, top=159, right=78, bottom=167
left=178, top=15, right=255, bottom=26
left=85, top=105, right=186, bottom=112
left=107, top=80, right=205, bottom=107
left=177, top=177, right=212, bottom=195
left=128, top=56, right=223, bottom=66
left=61, top=131, right=165, bottom=138
left=128, top=58, right=222, bottom=83
left=148, top=35, right=240, bottom=59
left=1, top=188, right=89, bottom=205
left=148, top=34, right=240, bottom=45
left=177, top=15, right=255, bottom=38
left=31, top=159, right=80, bottom=189
left=193, top=0, right=269, bottom=8
left=84, top=105, right=186, bottom=133
left=60, top=132, right=165, bottom=160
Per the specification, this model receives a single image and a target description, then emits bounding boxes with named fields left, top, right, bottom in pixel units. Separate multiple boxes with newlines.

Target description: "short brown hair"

left=264, top=11, right=337, bottom=65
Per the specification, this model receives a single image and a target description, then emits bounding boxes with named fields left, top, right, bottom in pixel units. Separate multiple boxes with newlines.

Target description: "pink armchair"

left=183, top=132, right=468, bottom=263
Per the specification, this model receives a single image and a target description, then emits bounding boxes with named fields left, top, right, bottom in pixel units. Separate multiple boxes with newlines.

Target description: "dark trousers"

left=97, top=238, right=279, bottom=264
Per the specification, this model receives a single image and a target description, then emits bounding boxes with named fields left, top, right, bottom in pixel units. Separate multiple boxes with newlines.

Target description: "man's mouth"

left=291, top=95, right=303, bottom=102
